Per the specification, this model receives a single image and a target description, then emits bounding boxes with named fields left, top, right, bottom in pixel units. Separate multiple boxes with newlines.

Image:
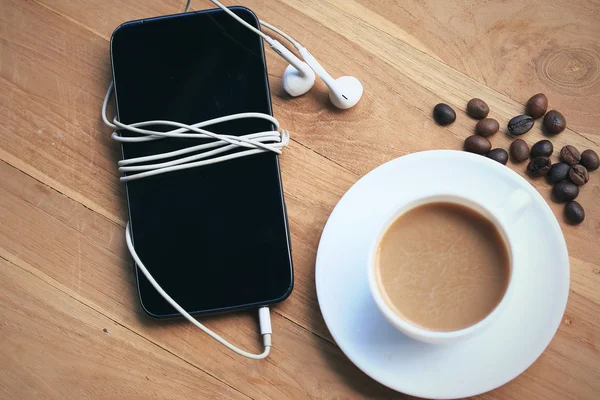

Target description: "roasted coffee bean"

left=547, top=163, right=570, bottom=184
left=565, top=201, right=585, bottom=225
left=569, top=164, right=589, bottom=186
left=464, top=135, right=492, bottom=154
left=543, top=110, right=566, bottom=134
left=527, top=156, right=551, bottom=177
left=530, top=140, right=553, bottom=158
left=433, top=103, right=456, bottom=125
left=487, top=148, right=508, bottom=165
left=510, top=139, right=530, bottom=163
left=580, top=149, right=599, bottom=171
left=525, top=93, right=548, bottom=119
left=475, top=118, right=499, bottom=137
left=466, top=98, right=489, bottom=119
left=508, top=115, right=534, bottom=135
left=552, top=181, right=579, bottom=203
left=560, top=145, right=581, bottom=165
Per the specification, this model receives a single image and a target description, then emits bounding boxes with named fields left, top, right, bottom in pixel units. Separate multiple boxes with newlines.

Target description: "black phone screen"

left=110, top=7, right=293, bottom=317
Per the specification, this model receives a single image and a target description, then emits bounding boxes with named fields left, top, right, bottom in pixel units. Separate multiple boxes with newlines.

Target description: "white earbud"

left=298, top=47, right=363, bottom=109
left=326, top=76, right=364, bottom=109
left=209, top=0, right=363, bottom=108
left=270, top=41, right=316, bottom=97
left=262, top=23, right=363, bottom=108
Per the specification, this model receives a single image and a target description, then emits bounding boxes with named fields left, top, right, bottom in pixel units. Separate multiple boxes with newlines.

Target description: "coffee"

left=374, top=202, right=510, bottom=332
left=508, top=114, right=534, bottom=135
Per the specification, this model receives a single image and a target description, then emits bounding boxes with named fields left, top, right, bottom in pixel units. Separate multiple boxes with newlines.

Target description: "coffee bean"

left=487, top=148, right=508, bottom=165
left=552, top=181, right=579, bottom=202
left=525, top=93, right=548, bottom=119
left=560, top=145, right=581, bottom=165
left=466, top=98, right=489, bottom=119
left=464, top=135, right=492, bottom=154
left=475, top=118, right=499, bottom=137
left=547, top=163, right=570, bottom=184
left=527, top=156, right=551, bottom=177
left=543, top=110, right=566, bottom=134
left=433, top=103, right=456, bottom=125
left=565, top=201, right=585, bottom=225
left=508, top=115, right=534, bottom=135
left=580, top=149, right=599, bottom=171
left=530, top=139, right=553, bottom=158
left=569, top=164, right=589, bottom=186
left=510, top=139, right=530, bottom=163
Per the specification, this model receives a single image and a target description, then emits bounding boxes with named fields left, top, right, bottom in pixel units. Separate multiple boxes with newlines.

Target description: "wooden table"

left=1, top=0, right=599, bottom=398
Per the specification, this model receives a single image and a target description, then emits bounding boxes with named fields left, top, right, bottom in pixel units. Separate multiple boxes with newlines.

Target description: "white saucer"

left=315, top=150, right=569, bottom=399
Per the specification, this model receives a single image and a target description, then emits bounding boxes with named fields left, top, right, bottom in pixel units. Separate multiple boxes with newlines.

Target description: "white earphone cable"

left=102, top=82, right=289, bottom=182
left=186, top=1, right=303, bottom=50
left=104, top=82, right=276, bottom=358
left=126, top=224, right=272, bottom=359
left=104, top=22, right=287, bottom=355
left=209, top=0, right=273, bottom=43
left=259, top=20, right=302, bottom=50
left=207, top=1, right=305, bottom=52
left=104, top=0, right=304, bottom=360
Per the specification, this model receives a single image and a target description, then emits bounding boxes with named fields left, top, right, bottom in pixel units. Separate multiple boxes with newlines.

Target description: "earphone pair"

left=212, top=1, right=363, bottom=109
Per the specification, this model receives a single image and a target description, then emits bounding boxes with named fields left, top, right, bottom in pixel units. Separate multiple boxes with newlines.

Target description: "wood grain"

left=0, top=257, right=248, bottom=400
left=355, top=0, right=600, bottom=139
left=0, top=160, right=397, bottom=399
left=1, top=0, right=599, bottom=398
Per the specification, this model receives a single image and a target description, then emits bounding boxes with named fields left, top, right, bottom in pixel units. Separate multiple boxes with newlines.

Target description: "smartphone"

left=110, top=7, right=293, bottom=317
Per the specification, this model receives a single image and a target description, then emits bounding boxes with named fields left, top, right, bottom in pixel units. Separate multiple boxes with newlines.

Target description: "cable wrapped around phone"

left=102, top=79, right=284, bottom=359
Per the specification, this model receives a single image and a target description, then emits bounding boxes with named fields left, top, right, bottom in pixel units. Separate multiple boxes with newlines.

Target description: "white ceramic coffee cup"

left=367, top=189, right=531, bottom=344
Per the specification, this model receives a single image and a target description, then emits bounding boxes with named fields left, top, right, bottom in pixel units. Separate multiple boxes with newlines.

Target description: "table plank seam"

left=0, top=159, right=343, bottom=357
left=0, top=251, right=256, bottom=400
left=273, top=306, right=337, bottom=347
left=281, top=0, right=599, bottom=148
left=31, top=0, right=111, bottom=41
left=0, top=147, right=124, bottom=226
left=290, top=138, right=358, bottom=176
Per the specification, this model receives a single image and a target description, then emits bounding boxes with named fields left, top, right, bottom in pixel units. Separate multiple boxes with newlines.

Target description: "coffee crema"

left=374, top=202, right=510, bottom=332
